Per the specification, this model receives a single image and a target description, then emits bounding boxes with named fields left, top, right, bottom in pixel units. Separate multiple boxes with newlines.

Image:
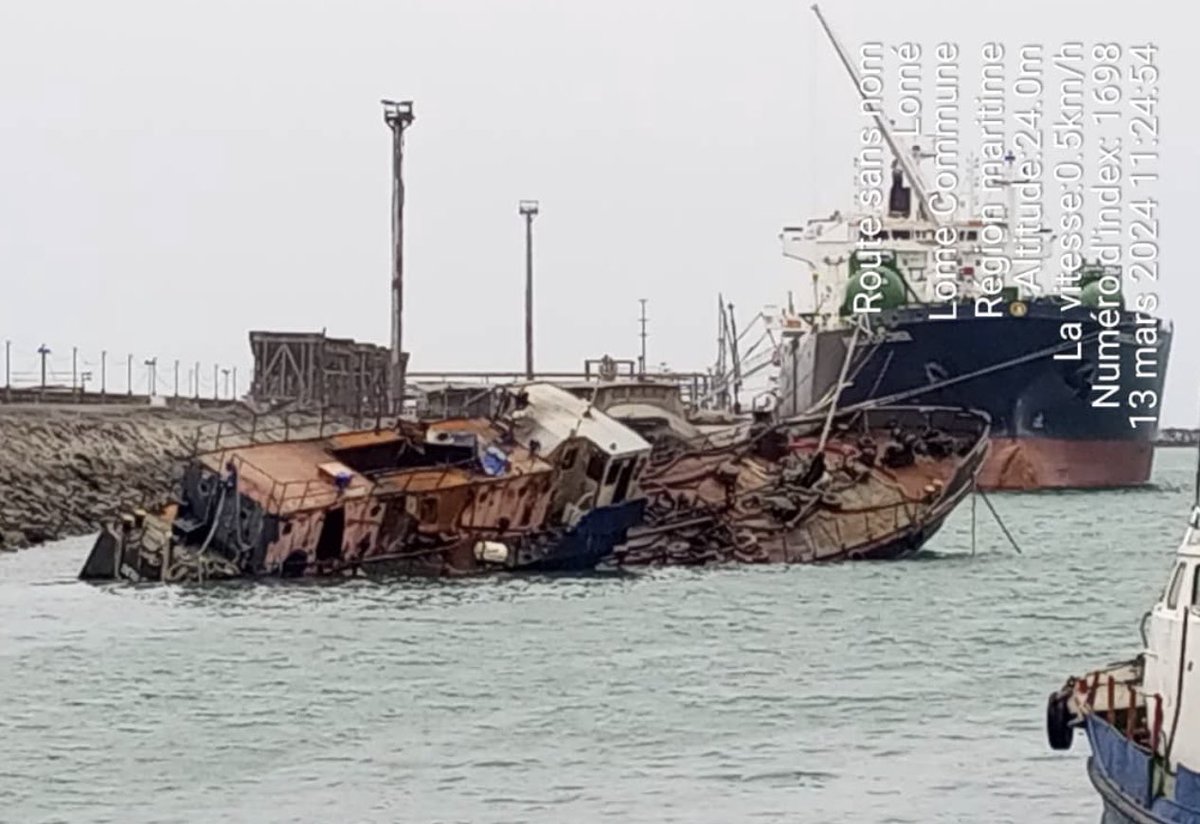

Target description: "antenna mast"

left=637, top=298, right=648, bottom=378
left=810, top=4, right=938, bottom=223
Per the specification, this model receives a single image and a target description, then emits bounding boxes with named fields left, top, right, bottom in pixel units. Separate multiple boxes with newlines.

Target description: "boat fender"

left=1046, top=691, right=1074, bottom=750
left=474, top=541, right=510, bottom=564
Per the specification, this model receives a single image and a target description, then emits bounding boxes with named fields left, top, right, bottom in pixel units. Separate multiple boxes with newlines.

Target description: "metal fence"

left=1, top=340, right=248, bottom=403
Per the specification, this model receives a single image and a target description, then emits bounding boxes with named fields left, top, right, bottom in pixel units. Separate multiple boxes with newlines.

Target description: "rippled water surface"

left=2, top=448, right=1197, bottom=824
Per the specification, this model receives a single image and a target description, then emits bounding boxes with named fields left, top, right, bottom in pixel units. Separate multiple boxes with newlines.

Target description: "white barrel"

left=473, top=541, right=510, bottom=564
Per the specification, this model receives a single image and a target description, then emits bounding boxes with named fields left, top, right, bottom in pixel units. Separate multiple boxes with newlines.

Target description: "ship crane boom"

left=809, top=3, right=939, bottom=225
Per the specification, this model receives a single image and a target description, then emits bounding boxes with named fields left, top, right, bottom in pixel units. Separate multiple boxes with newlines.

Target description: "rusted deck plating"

left=189, top=419, right=558, bottom=574
left=619, top=406, right=990, bottom=565
left=87, top=383, right=655, bottom=582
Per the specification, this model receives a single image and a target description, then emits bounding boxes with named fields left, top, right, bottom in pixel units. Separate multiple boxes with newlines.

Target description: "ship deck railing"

left=190, top=410, right=369, bottom=455
left=201, top=439, right=541, bottom=517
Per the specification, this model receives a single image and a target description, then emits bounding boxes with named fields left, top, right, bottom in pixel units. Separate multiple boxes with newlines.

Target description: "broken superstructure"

left=79, top=384, right=650, bottom=583
left=618, top=405, right=989, bottom=565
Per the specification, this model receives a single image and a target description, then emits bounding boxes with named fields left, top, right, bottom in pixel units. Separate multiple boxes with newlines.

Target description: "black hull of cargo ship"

left=782, top=299, right=1172, bottom=490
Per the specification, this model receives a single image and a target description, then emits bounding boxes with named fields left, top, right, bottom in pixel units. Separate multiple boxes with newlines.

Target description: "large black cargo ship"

left=773, top=5, right=1173, bottom=489
left=777, top=298, right=1172, bottom=489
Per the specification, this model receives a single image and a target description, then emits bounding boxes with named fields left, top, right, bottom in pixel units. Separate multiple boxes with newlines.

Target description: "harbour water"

left=2, top=448, right=1196, bottom=824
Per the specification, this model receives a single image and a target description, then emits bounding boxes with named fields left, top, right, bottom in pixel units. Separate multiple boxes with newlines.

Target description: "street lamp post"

left=144, top=358, right=157, bottom=396
left=382, top=99, right=415, bottom=414
left=37, top=344, right=50, bottom=400
left=518, top=199, right=539, bottom=380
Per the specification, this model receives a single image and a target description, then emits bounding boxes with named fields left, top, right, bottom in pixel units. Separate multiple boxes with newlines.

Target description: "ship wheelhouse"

left=1141, top=508, right=1200, bottom=770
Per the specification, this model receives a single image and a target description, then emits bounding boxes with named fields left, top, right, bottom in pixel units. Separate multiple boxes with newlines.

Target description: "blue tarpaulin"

left=1089, top=714, right=1152, bottom=807
left=480, top=446, right=509, bottom=477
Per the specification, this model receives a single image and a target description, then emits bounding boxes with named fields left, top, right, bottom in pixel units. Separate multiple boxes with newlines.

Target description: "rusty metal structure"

left=248, top=331, right=393, bottom=414
left=409, top=356, right=715, bottom=416
left=78, top=384, right=651, bottom=584
left=614, top=405, right=991, bottom=566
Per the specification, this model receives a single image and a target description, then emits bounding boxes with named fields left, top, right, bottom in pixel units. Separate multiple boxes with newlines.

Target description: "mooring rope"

left=977, top=486, right=1022, bottom=554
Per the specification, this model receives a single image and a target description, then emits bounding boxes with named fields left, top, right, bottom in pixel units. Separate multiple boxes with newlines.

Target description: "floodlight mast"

left=382, top=99, right=415, bottom=413
left=519, top=199, right=540, bottom=379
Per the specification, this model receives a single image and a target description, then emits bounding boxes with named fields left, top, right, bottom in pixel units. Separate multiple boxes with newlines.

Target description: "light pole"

left=382, top=98, right=415, bottom=414
left=144, top=358, right=157, bottom=396
left=37, top=344, right=50, bottom=398
left=126, top=354, right=133, bottom=396
left=519, top=199, right=539, bottom=380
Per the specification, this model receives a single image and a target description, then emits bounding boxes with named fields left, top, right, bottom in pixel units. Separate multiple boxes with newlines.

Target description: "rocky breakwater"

left=0, top=404, right=236, bottom=551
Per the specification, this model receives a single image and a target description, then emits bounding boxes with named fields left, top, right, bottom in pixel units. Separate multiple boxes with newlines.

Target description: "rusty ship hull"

left=614, top=406, right=989, bottom=567
left=80, top=402, right=651, bottom=584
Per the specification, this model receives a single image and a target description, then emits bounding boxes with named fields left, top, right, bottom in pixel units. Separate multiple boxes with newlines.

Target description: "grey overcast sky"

left=1, top=0, right=1196, bottom=424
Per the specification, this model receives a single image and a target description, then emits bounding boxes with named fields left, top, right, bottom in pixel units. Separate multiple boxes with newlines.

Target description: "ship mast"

left=810, top=4, right=938, bottom=225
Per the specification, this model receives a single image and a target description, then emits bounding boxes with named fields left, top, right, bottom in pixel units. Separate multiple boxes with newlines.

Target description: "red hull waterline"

left=977, top=437, right=1154, bottom=491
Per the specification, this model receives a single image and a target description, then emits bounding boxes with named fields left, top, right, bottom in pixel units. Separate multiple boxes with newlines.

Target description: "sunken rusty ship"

left=79, top=383, right=651, bottom=583
left=80, top=375, right=991, bottom=584
left=615, top=403, right=990, bottom=566
left=545, top=380, right=990, bottom=566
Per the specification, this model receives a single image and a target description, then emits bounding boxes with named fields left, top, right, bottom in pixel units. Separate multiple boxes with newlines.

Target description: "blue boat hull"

left=1085, top=716, right=1200, bottom=824
left=526, top=499, right=646, bottom=572
left=1090, top=757, right=1170, bottom=824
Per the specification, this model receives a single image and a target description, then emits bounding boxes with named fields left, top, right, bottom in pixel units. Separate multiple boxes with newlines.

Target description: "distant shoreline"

left=1155, top=428, right=1200, bottom=447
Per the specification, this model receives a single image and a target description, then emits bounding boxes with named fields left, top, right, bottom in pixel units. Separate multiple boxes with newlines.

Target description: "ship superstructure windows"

left=586, top=451, right=607, bottom=483
left=605, top=461, right=622, bottom=486
left=1166, top=561, right=1186, bottom=609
